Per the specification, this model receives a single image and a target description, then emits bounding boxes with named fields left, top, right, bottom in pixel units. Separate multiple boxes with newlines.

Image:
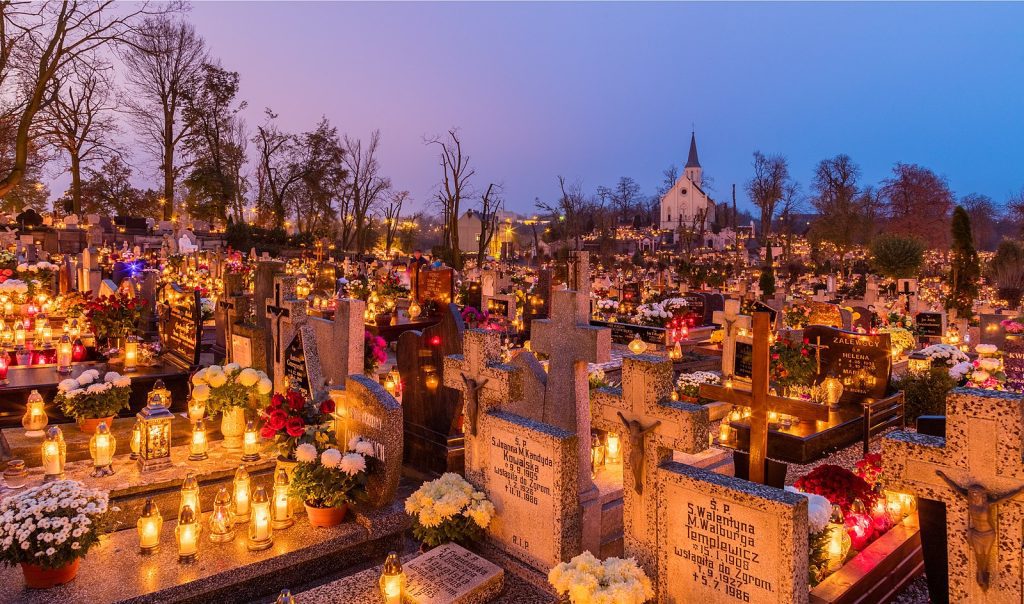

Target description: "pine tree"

left=759, top=244, right=776, bottom=299
left=947, top=206, right=980, bottom=316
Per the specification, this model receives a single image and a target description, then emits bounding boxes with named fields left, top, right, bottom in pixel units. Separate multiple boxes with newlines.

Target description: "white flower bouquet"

left=0, top=279, right=30, bottom=302
left=290, top=443, right=369, bottom=509
left=631, top=302, right=670, bottom=327
left=675, top=370, right=721, bottom=400
left=405, top=472, right=495, bottom=547
left=548, top=551, right=654, bottom=604
left=0, top=480, right=110, bottom=571
left=55, top=370, right=131, bottom=421
left=919, top=344, right=970, bottom=367
left=191, top=363, right=272, bottom=415
left=596, top=299, right=620, bottom=312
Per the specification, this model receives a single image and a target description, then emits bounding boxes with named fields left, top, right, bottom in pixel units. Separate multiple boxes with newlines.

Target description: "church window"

left=667, top=213, right=671, bottom=222
left=680, top=188, right=687, bottom=195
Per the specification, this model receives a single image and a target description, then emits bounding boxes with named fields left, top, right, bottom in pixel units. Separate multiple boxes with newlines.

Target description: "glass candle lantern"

left=668, top=341, right=683, bottom=361
left=56, top=334, right=73, bottom=374
left=379, top=551, right=405, bottom=604
left=187, top=396, right=206, bottom=423
left=13, top=320, right=25, bottom=347
left=241, top=419, right=261, bottom=462
left=276, top=590, right=296, bottom=604
left=189, top=418, right=209, bottom=461
left=822, top=375, right=844, bottom=410
left=606, top=431, right=621, bottom=464
left=0, top=351, right=8, bottom=385
left=423, top=366, right=439, bottom=390
left=89, top=421, right=116, bottom=477
left=627, top=334, right=648, bottom=354
left=137, top=498, right=163, bottom=554
left=69, top=319, right=80, bottom=339
left=271, top=468, right=294, bottom=529
left=719, top=421, right=732, bottom=444
left=180, top=472, right=201, bottom=517
left=208, top=487, right=236, bottom=542
left=137, top=391, right=173, bottom=472
left=129, top=421, right=142, bottom=460
left=21, top=389, right=47, bottom=436
left=233, top=466, right=252, bottom=522
left=123, top=335, right=139, bottom=372
left=41, top=426, right=66, bottom=481
left=407, top=300, right=422, bottom=319
left=175, top=505, right=201, bottom=563
left=590, top=434, right=605, bottom=477
left=247, top=487, right=273, bottom=551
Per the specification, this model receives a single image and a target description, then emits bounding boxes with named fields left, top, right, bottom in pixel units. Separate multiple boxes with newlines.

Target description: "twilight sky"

left=181, top=2, right=1024, bottom=215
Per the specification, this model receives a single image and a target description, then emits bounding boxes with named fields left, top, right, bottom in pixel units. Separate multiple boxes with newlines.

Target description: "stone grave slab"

left=404, top=543, right=505, bottom=604
left=1005, top=336, right=1024, bottom=393
left=658, top=462, right=809, bottom=604
left=330, top=374, right=402, bottom=508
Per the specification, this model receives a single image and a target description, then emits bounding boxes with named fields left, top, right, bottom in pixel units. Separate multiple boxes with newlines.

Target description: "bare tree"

left=342, top=130, right=389, bottom=254
left=425, top=129, right=474, bottom=269
left=776, top=181, right=804, bottom=265
left=745, top=151, right=790, bottom=245
left=252, top=109, right=303, bottom=230
left=880, top=163, right=954, bottom=248
left=40, top=62, right=119, bottom=215
left=476, top=183, right=504, bottom=264
left=537, top=176, right=588, bottom=251
left=381, top=189, right=409, bottom=256
left=121, top=16, right=206, bottom=220
left=658, top=164, right=679, bottom=197
left=0, top=1, right=167, bottom=197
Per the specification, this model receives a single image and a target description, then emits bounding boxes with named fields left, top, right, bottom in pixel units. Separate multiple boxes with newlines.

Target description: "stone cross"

left=883, top=389, right=1024, bottom=602
left=531, top=289, right=611, bottom=489
left=567, top=250, right=590, bottom=294
left=712, top=298, right=751, bottom=382
left=443, top=329, right=521, bottom=485
left=812, top=289, right=830, bottom=303
left=591, top=354, right=710, bottom=583
left=266, top=279, right=294, bottom=367
left=701, top=312, right=829, bottom=484
left=307, top=296, right=366, bottom=387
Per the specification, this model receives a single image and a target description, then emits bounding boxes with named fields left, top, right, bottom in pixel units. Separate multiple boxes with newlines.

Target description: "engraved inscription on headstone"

left=804, top=326, right=892, bottom=403
left=231, top=334, right=252, bottom=368
left=284, top=333, right=310, bottom=398
left=404, top=543, right=505, bottom=604
left=1004, top=336, right=1024, bottom=393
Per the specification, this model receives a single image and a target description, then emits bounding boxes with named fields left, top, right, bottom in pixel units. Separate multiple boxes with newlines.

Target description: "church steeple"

left=684, top=131, right=702, bottom=187
left=685, top=132, right=701, bottom=169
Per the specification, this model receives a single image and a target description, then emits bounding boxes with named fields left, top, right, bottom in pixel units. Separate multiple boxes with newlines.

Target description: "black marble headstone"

left=803, top=325, right=892, bottom=403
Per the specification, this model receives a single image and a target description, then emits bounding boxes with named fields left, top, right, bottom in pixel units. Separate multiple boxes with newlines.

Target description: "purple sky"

left=139, top=3, right=1024, bottom=214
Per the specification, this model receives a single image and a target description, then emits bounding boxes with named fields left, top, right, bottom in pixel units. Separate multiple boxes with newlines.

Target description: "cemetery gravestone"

left=804, top=325, right=892, bottom=403
left=417, top=268, right=454, bottom=311
left=980, top=314, right=1008, bottom=348
left=916, top=312, right=946, bottom=340
left=330, top=375, right=402, bottom=507
left=658, top=463, right=809, bottom=604
left=1004, top=336, right=1024, bottom=393
left=307, top=297, right=366, bottom=387
left=883, top=389, right=1024, bottom=602
left=403, top=543, right=504, bottom=604
left=160, top=286, right=202, bottom=369
left=806, top=301, right=844, bottom=328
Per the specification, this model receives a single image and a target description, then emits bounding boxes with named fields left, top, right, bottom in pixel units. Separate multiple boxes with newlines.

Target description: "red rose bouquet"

left=793, top=464, right=879, bottom=515
left=260, top=388, right=337, bottom=459
left=854, top=453, right=883, bottom=490
left=85, top=292, right=146, bottom=340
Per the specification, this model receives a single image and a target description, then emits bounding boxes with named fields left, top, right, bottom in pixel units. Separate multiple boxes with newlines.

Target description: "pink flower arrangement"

left=364, top=330, right=387, bottom=374
left=1001, top=319, right=1024, bottom=334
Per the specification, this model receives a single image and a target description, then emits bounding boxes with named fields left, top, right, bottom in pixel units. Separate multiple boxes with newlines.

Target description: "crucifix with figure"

left=883, top=389, right=1024, bottom=601
left=700, top=311, right=829, bottom=484
left=591, top=354, right=709, bottom=586
left=266, top=281, right=292, bottom=365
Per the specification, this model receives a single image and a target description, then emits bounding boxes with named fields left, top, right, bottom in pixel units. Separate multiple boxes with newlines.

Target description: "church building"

left=659, top=132, right=715, bottom=231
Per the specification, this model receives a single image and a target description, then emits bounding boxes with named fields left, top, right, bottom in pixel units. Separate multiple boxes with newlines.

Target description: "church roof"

left=685, top=132, right=700, bottom=169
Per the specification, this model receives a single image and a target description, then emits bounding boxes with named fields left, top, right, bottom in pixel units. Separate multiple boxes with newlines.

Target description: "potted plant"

left=548, top=551, right=654, bottom=604
left=0, top=480, right=110, bottom=588
left=675, top=371, right=721, bottom=403
left=84, top=291, right=145, bottom=348
left=192, top=363, right=272, bottom=449
left=404, top=472, right=495, bottom=550
left=55, top=370, right=131, bottom=433
left=260, top=388, right=336, bottom=470
left=290, top=443, right=369, bottom=527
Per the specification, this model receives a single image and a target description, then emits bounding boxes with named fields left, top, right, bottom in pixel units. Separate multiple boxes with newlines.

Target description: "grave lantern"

left=89, top=421, right=116, bottom=477
left=821, top=375, right=844, bottom=410
left=56, top=334, right=73, bottom=373
left=241, top=419, right=261, bottom=462
left=907, top=351, right=930, bottom=373
left=233, top=465, right=252, bottom=522
left=208, top=487, right=236, bottom=542
left=606, top=431, right=621, bottom=464
left=21, top=389, right=47, bottom=436
left=247, top=486, right=273, bottom=551
left=276, top=590, right=296, bottom=604
left=175, top=505, right=200, bottom=563
left=668, top=341, right=683, bottom=361
left=189, top=418, right=209, bottom=461
left=179, top=471, right=201, bottom=516
left=271, top=468, right=294, bottom=529
left=137, top=391, right=173, bottom=472
left=129, top=421, right=142, bottom=459
left=137, top=498, right=163, bottom=554
left=123, top=335, right=139, bottom=372
left=379, top=551, right=405, bottom=604
left=0, top=351, right=8, bottom=385
left=627, top=334, right=647, bottom=354
left=590, top=434, right=605, bottom=475
left=13, top=319, right=25, bottom=347
left=408, top=300, right=422, bottom=319
left=41, top=425, right=66, bottom=481
left=423, top=365, right=440, bottom=390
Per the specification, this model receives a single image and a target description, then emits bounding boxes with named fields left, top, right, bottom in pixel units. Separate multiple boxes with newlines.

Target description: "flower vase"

left=304, top=503, right=348, bottom=527
left=21, top=559, right=80, bottom=589
left=221, top=406, right=246, bottom=450
left=78, top=416, right=115, bottom=434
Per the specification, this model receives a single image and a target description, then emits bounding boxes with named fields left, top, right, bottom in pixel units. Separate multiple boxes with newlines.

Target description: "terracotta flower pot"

left=21, top=559, right=80, bottom=589
left=304, top=503, right=348, bottom=527
left=78, top=416, right=115, bottom=434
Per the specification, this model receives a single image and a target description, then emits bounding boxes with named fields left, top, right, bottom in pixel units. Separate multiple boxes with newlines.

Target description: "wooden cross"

left=700, top=312, right=829, bottom=484
left=591, top=354, right=709, bottom=585
left=883, top=389, right=1024, bottom=601
left=531, top=289, right=611, bottom=489
left=443, top=329, right=521, bottom=484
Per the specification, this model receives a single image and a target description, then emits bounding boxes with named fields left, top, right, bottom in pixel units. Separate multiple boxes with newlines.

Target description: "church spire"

left=685, top=131, right=700, bottom=169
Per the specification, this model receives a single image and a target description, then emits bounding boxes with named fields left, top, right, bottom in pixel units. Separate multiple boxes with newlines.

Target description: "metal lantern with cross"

left=137, top=390, right=174, bottom=472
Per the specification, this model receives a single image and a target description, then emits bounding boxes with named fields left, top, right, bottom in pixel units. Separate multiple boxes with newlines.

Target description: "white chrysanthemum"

left=113, top=377, right=130, bottom=388
left=58, top=379, right=79, bottom=393
left=320, top=448, right=343, bottom=469
left=339, top=453, right=366, bottom=475
left=237, top=368, right=260, bottom=387
left=223, top=362, right=241, bottom=375
left=295, top=443, right=318, bottom=463
left=191, top=383, right=210, bottom=402
left=257, top=378, right=273, bottom=395
left=85, top=383, right=107, bottom=394
left=972, top=370, right=991, bottom=383
left=949, top=361, right=972, bottom=380
left=978, top=357, right=1001, bottom=372
left=354, top=441, right=375, bottom=457
left=206, top=370, right=228, bottom=388
left=191, top=368, right=208, bottom=385
left=104, top=371, right=121, bottom=383
left=975, top=344, right=998, bottom=355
